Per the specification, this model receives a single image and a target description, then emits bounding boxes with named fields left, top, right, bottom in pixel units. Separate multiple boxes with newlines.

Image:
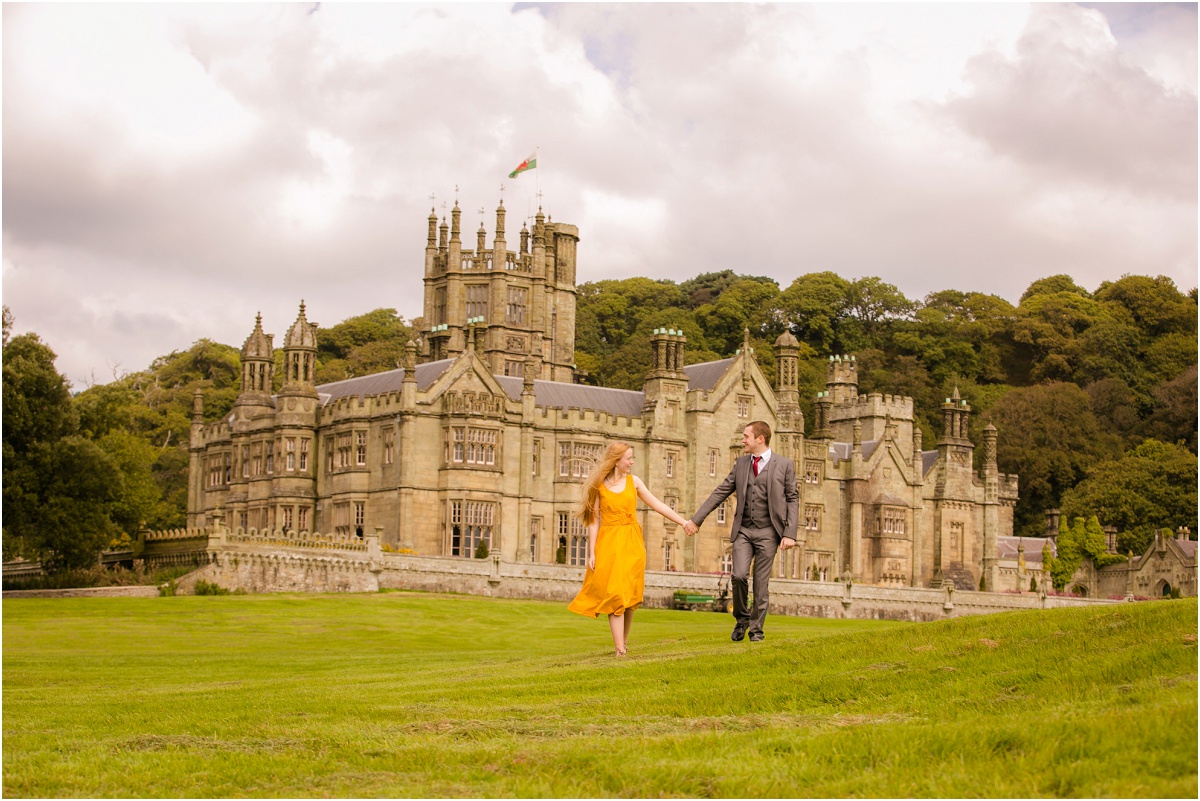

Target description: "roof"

left=683, top=358, right=734, bottom=392
left=311, top=355, right=739, bottom=415
left=827, top=440, right=880, bottom=462
left=997, top=536, right=1056, bottom=562
left=493, top=376, right=645, bottom=417
left=1174, top=538, right=1196, bottom=560
left=921, top=450, right=939, bottom=476
left=316, top=359, right=453, bottom=403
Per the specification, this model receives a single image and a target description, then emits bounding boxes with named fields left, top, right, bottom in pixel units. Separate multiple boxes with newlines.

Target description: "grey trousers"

left=731, top=525, right=780, bottom=634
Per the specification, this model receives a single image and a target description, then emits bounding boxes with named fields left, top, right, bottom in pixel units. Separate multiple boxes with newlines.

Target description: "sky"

left=3, top=2, right=1196, bottom=389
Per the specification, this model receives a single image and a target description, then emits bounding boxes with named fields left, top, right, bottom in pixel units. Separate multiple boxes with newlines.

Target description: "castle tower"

left=419, top=197, right=578, bottom=382
left=235, top=313, right=275, bottom=408
left=280, top=302, right=318, bottom=399
left=772, top=330, right=804, bottom=464
left=273, top=302, right=318, bottom=534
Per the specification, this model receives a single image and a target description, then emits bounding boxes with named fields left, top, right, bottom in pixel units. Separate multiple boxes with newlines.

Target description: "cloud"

left=2, top=3, right=1194, bottom=389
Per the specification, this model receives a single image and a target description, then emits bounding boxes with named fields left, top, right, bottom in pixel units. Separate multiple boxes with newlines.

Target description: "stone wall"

left=172, top=537, right=1118, bottom=621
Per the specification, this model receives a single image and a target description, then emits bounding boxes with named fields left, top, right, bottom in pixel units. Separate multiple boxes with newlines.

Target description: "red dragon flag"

left=508, top=152, right=537, bottom=178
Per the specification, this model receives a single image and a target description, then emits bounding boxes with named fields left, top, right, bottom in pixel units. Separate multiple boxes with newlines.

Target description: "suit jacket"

left=691, top=453, right=799, bottom=542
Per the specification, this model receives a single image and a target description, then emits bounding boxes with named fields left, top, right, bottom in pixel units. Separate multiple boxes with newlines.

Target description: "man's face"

left=741, top=426, right=764, bottom=453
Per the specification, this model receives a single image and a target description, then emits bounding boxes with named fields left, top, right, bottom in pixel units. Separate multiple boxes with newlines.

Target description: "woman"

left=568, top=442, right=690, bottom=656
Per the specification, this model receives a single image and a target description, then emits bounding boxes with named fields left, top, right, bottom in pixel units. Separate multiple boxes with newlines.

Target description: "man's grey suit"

left=691, top=453, right=799, bottom=636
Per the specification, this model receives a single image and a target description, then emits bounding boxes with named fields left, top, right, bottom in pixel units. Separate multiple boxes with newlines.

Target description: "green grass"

left=3, top=593, right=1196, bottom=798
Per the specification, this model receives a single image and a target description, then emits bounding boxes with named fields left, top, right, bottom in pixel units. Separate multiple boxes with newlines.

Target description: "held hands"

left=682, top=520, right=699, bottom=536
left=780, top=537, right=796, bottom=551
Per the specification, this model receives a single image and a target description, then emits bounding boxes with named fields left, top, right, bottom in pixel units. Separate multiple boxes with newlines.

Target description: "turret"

left=235, top=313, right=275, bottom=408
left=280, top=301, right=318, bottom=399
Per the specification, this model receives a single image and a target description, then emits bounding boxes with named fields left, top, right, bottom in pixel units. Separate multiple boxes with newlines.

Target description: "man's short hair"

left=745, top=420, right=772, bottom=446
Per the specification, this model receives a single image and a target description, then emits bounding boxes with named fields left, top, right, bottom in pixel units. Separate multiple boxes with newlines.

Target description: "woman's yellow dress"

left=568, top=475, right=646, bottom=617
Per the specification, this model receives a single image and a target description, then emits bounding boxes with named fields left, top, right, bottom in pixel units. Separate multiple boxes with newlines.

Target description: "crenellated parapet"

left=225, top=526, right=371, bottom=553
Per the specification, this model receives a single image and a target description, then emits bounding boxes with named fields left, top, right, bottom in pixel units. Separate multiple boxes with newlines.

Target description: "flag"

left=508, top=152, right=537, bottom=178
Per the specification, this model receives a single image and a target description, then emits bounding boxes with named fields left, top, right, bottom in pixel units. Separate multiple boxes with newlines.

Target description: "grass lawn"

left=3, top=592, right=1196, bottom=798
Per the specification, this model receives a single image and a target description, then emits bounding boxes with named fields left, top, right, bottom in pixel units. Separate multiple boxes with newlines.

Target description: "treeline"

left=573, top=270, right=1197, bottom=546
left=2, top=270, right=1195, bottom=571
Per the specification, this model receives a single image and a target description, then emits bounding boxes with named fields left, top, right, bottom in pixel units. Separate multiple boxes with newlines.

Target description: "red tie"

left=752, top=456, right=761, bottom=477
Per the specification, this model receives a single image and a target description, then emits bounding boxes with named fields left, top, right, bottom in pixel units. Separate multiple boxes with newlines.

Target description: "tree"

left=777, top=272, right=852, bottom=352
left=1138, top=365, right=1197, bottom=453
left=1019, top=274, right=1090, bottom=304
left=1046, top=516, right=1120, bottom=591
left=694, top=277, right=781, bottom=354
left=2, top=330, right=122, bottom=569
left=1059, top=439, right=1197, bottom=555
left=982, top=382, right=1122, bottom=537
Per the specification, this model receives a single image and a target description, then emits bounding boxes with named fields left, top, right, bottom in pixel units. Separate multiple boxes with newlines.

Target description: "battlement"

left=144, top=528, right=209, bottom=542
left=827, top=391, right=915, bottom=421
left=539, top=405, right=643, bottom=431
left=224, top=527, right=370, bottom=552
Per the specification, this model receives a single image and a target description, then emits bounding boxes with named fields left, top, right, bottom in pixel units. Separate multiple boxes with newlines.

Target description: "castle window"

left=223, top=453, right=231, bottom=484
left=720, top=549, right=733, bottom=574
left=447, top=427, right=499, bottom=467
left=241, top=445, right=250, bottom=479
left=503, top=359, right=523, bottom=377
left=383, top=428, right=395, bottom=465
left=434, top=287, right=447, bottom=326
left=281, top=505, right=293, bottom=531
left=354, top=501, right=365, bottom=537
left=663, top=541, right=673, bottom=571
left=298, top=506, right=309, bottom=532
left=804, top=463, right=821, bottom=484
left=804, top=505, right=821, bottom=532
left=253, top=443, right=263, bottom=477
left=267, top=440, right=276, bottom=474
left=465, top=284, right=488, bottom=320
left=457, top=501, right=494, bottom=557
left=736, top=396, right=752, bottom=418
left=506, top=287, right=527, bottom=325
left=708, top=449, right=718, bottom=477
left=299, top=438, right=309, bottom=471
left=559, top=512, right=586, bottom=566
left=337, top=433, right=352, bottom=469
left=558, top=441, right=602, bottom=479
left=356, top=431, right=367, bottom=466
left=532, top=439, right=541, bottom=477
left=239, top=511, right=248, bottom=531
left=530, top=517, right=542, bottom=562
left=666, top=452, right=676, bottom=478
left=665, top=496, right=678, bottom=512
left=882, top=507, right=906, bottom=536
left=717, top=502, right=727, bottom=524
left=334, top=502, right=351, bottom=538
left=286, top=438, right=296, bottom=471
left=325, top=438, right=334, bottom=473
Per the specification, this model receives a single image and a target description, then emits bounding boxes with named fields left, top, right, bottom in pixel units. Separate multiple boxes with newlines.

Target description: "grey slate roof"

left=828, top=440, right=881, bottom=462
left=1174, top=539, right=1197, bottom=560
left=316, top=359, right=453, bottom=404
left=997, top=536, right=1056, bottom=562
left=683, top=358, right=734, bottom=392
left=310, top=355, right=737, bottom=415
left=493, top=376, right=645, bottom=417
left=921, top=450, right=939, bottom=476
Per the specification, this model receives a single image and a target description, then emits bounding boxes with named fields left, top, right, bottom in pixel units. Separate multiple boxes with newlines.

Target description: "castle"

left=187, top=200, right=1022, bottom=591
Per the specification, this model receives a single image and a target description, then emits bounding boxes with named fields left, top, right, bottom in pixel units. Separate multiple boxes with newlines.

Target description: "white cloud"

left=2, top=3, right=1194, bottom=388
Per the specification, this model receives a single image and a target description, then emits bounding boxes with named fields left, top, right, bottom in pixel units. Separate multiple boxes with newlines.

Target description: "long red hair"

left=575, top=442, right=633, bottom=527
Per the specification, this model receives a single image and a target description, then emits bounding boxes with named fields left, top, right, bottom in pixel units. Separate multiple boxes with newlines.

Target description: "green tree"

left=982, top=382, right=1122, bottom=537
left=1059, top=439, right=1197, bottom=555
left=777, top=272, right=852, bottom=352
left=694, top=278, right=781, bottom=354
left=2, top=330, right=122, bottom=569
left=1138, top=365, right=1197, bottom=453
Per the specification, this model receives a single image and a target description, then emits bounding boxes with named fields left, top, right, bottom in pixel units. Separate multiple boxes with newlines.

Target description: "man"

left=684, top=421, right=798, bottom=642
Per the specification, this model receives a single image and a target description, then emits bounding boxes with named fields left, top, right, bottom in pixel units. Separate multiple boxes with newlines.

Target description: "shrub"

left=193, top=580, right=231, bottom=596
left=474, top=539, right=489, bottom=559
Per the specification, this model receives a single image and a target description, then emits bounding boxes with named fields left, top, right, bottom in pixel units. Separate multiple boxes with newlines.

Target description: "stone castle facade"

left=188, top=200, right=1021, bottom=590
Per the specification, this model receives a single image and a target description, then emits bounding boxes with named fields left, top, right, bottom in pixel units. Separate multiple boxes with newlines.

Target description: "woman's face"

left=618, top=447, right=634, bottom=473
